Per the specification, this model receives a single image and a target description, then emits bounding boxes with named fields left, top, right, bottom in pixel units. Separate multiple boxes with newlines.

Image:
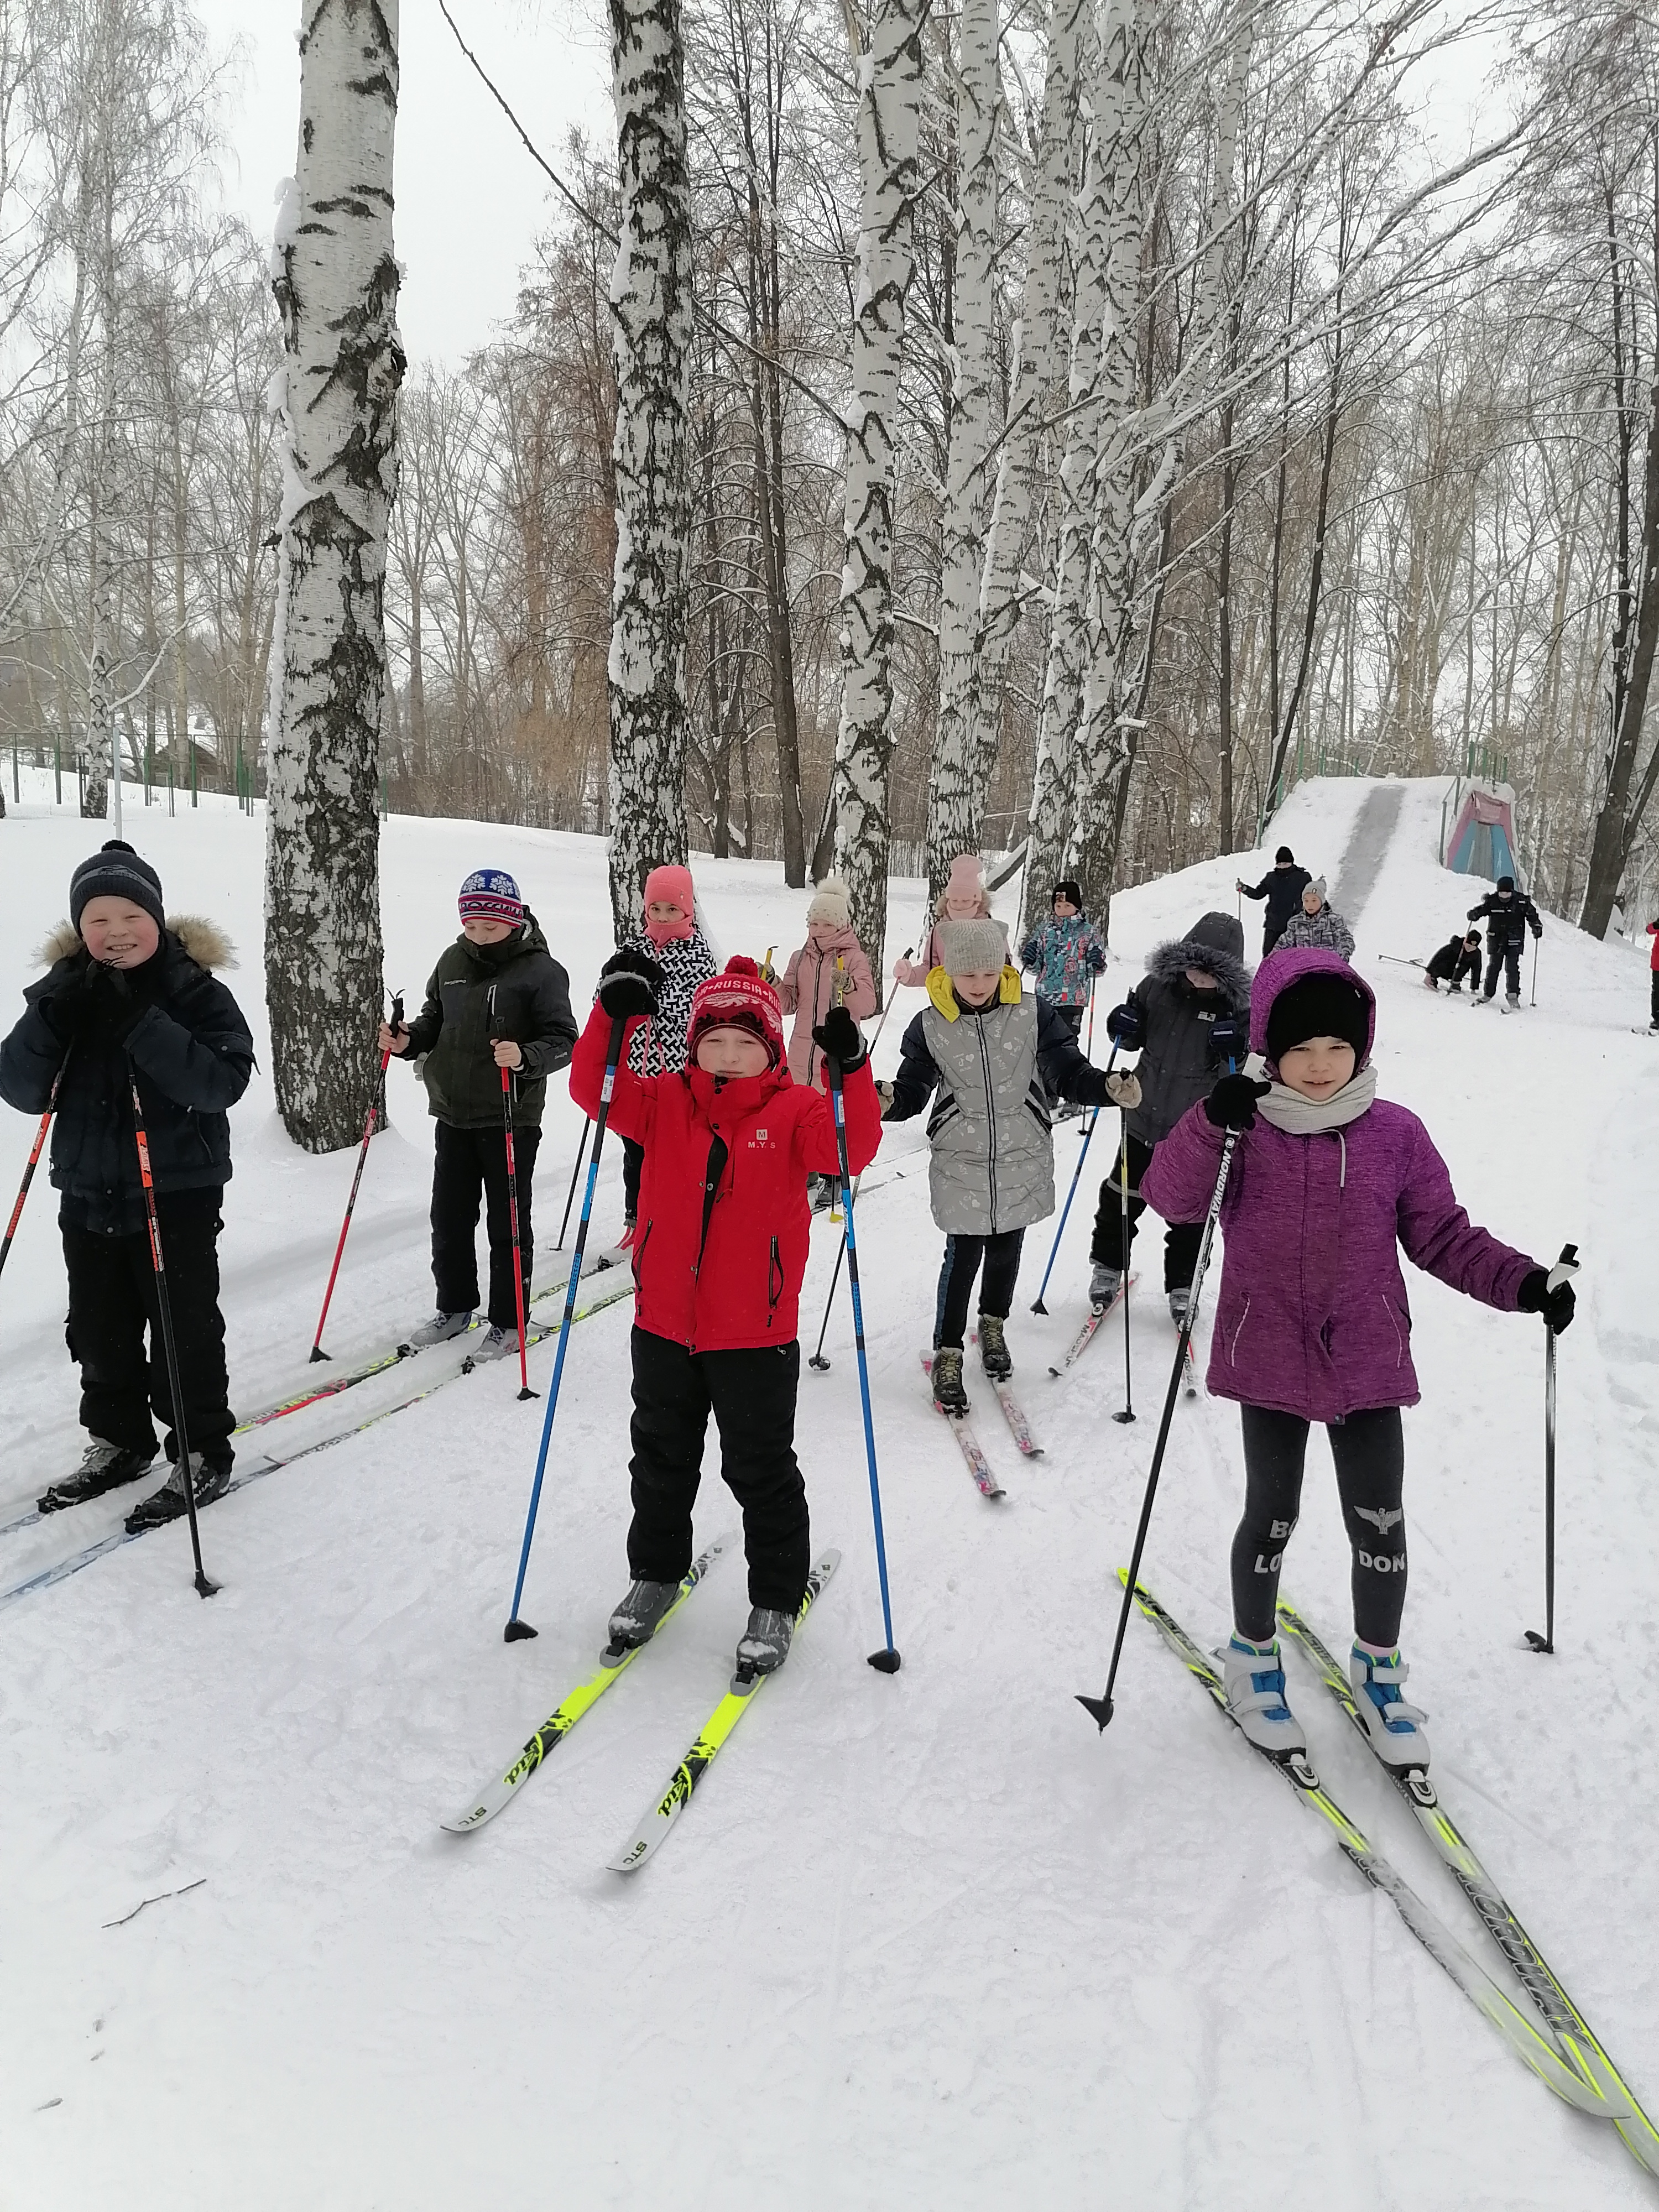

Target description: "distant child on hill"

left=1423, top=928, right=1483, bottom=994
left=1275, top=877, right=1354, bottom=962
left=778, top=873, right=878, bottom=1212
left=1019, top=878, right=1108, bottom=1039
left=612, top=864, right=717, bottom=1243
left=0, top=839, right=253, bottom=1530
left=382, top=868, right=577, bottom=1360
left=881, top=919, right=1140, bottom=1415
left=892, top=854, right=1006, bottom=986
left=1142, top=947, right=1575, bottom=1775
left=1237, top=847, right=1312, bottom=957
left=1467, top=875, right=1542, bottom=1009
left=571, top=952, right=881, bottom=1675
left=1093, top=911, right=1251, bottom=1322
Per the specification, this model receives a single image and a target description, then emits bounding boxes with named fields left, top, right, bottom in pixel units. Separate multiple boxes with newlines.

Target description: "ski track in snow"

left=0, top=773, right=1656, bottom=2208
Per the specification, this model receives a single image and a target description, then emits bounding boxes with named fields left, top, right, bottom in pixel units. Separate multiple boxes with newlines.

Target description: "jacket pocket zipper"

left=1381, top=1294, right=1405, bottom=1365
left=768, top=1236, right=782, bottom=1331
left=1228, top=1297, right=1250, bottom=1364
left=632, top=1222, right=652, bottom=1287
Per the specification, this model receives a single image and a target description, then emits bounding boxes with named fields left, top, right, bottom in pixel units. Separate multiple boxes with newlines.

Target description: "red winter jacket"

left=569, top=1003, right=883, bottom=1352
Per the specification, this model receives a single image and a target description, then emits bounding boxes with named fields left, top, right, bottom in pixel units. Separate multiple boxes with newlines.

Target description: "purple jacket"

left=1141, top=947, right=1535, bottom=1422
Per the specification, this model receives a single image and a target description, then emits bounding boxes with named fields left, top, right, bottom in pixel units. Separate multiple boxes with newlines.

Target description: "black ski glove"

left=813, top=1006, right=866, bottom=1073
left=1105, top=1002, right=1143, bottom=1050
left=1203, top=1072, right=1271, bottom=1131
left=88, top=956, right=166, bottom=1044
left=1516, top=1269, right=1576, bottom=1334
left=597, top=948, right=664, bottom=1020
left=34, top=951, right=95, bottom=1043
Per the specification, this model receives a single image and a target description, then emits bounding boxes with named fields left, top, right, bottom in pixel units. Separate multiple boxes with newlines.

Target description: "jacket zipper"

left=768, top=1236, right=781, bottom=1330
left=976, top=1016, right=999, bottom=1228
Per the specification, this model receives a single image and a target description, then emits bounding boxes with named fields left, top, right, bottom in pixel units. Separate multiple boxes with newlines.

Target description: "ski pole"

left=807, top=948, right=911, bottom=1371
left=1077, top=1120, right=1243, bottom=1729
left=826, top=1047, right=900, bottom=1673
left=1376, top=954, right=1423, bottom=970
left=554, top=1118, right=589, bottom=1250
left=129, top=1073, right=218, bottom=1600
left=1032, top=1042, right=1119, bottom=1314
left=504, top=1011, right=626, bottom=1641
left=1, top=1050, right=69, bottom=1286
left=310, top=990, right=401, bottom=1361
left=1531, top=937, right=1538, bottom=1008
left=490, top=985, right=536, bottom=1403
left=1114, top=1119, right=1135, bottom=1425
left=1525, top=1244, right=1579, bottom=1657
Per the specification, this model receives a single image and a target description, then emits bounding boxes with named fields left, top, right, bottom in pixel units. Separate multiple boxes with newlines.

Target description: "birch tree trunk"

left=923, top=0, right=1001, bottom=896
left=955, top=0, right=1085, bottom=859
left=605, top=0, right=695, bottom=940
left=1022, top=0, right=1127, bottom=931
left=264, top=0, right=403, bottom=1154
left=829, top=0, right=928, bottom=964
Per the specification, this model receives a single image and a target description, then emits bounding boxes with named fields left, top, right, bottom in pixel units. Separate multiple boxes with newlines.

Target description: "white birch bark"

left=264, top=0, right=402, bottom=1154
left=604, top=0, right=694, bottom=940
left=830, top=0, right=928, bottom=967
left=956, top=0, right=1086, bottom=849
left=924, top=0, right=1001, bottom=895
left=1021, top=0, right=1126, bottom=927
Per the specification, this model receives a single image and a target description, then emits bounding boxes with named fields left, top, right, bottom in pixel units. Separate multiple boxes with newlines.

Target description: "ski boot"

left=1349, top=1644, right=1430, bottom=1770
left=977, top=1313, right=1012, bottom=1380
left=810, top=1174, right=837, bottom=1215
left=1088, top=1262, right=1122, bottom=1310
left=1222, top=1636, right=1307, bottom=1757
left=468, top=1324, right=518, bottom=1364
left=1168, top=1286, right=1191, bottom=1328
left=406, top=1309, right=473, bottom=1348
left=38, top=1438, right=156, bottom=1515
left=607, top=1578, right=680, bottom=1651
left=1471, top=994, right=1493, bottom=1009
left=123, top=1454, right=231, bottom=1534
left=931, top=1345, right=969, bottom=1416
left=1503, top=993, right=1521, bottom=1015
left=736, top=1605, right=794, bottom=1677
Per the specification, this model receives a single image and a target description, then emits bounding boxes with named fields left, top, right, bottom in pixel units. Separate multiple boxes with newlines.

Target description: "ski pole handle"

left=1547, top=1243, right=1579, bottom=1294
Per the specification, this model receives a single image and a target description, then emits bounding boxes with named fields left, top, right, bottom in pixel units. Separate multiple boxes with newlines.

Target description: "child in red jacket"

left=569, top=952, right=881, bottom=1674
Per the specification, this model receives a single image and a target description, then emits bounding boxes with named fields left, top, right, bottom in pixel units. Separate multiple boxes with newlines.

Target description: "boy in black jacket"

left=1423, top=928, right=1482, bottom=993
left=0, top=840, right=253, bottom=1526
left=1237, top=847, right=1312, bottom=957
left=382, top=868, right=577, bottom=1358
left=1467, top=877, right=1542, bottom=1008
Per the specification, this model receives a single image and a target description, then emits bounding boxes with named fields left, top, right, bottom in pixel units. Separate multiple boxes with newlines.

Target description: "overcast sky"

left=193, top=0, right=611, bottom=368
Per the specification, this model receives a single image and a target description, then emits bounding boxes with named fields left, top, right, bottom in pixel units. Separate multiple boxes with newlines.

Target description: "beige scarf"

left=1256, top=1062, right=1378, bottom=1136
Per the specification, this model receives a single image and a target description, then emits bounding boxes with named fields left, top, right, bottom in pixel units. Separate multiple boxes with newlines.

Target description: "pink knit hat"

left=687, top=956, right=785, bottom=1067
left=642, top=863, right=696, bottom=946
left=942, top=854, right=988, bottom=914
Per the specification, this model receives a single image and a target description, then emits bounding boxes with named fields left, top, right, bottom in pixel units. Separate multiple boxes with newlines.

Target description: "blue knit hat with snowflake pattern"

left=457, top=869, right=524, bottom=926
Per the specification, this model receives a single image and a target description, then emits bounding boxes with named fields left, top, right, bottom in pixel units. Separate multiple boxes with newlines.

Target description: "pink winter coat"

left=1141, top=947, right=1535, bottom=1423
left=778, top=923, right=878, bottom=1089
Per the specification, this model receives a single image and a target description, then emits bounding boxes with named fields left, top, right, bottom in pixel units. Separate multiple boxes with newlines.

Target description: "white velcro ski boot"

left=1349, top=1645, right=1430, bottom=1770
left=407, top=1310, right=473, bottom=1347
left=1223, top=1636, right=1307, bottom=1757
left=1088, top=1263, right=1122, bottom=1309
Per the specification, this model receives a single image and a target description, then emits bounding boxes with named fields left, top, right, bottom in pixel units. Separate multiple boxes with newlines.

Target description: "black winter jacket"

left=1119, top=920, right=1252, bottom=1146
left=1241, top=864, right=1312, bottom=935
left=1466, top=890, right=1542, bottom=950
left=403, top=912, right=577, bottom=1129
left=0, top=917, right=253, bottom=1236
left=1426, top=932, right=1482, bottom=984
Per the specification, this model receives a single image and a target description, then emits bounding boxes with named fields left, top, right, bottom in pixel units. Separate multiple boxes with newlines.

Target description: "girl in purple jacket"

left=1141, top=948, right=1575, bottom=1773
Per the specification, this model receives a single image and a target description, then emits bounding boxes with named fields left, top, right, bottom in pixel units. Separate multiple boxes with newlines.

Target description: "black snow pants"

left=1231, top=1404, right=1407, bottom=1647
left=430, top=1120, right=541, bottom=1327
left=628, top=1326, right=809, bottom=1610
left=1482, top=940, right=1523, bottom=1000
left=933, top=1229, right=1025, bottom=1349
left=1649, top=971, right=1658, bottom=1028
left=62, top=1186, right=234, bottom=1472
left=1089, top=1129, right=1203, bottom=1291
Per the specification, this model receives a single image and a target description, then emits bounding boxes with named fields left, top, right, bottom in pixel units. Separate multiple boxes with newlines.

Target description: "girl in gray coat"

left=881, top=919, right=1140, bottom=1415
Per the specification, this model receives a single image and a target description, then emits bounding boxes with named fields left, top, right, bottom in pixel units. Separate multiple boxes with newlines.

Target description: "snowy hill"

left=1, top=775, right=1657, bottom=2209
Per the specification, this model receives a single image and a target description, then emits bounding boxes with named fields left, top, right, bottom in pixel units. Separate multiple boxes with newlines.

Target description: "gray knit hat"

left=70, top=839, right=165, bottom=932
left=938, top=918, right=1008, bottom=976
left=1305, top=876, right=1327, bottom=902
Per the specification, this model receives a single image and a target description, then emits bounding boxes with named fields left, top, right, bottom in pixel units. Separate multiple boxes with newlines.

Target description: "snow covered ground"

left=1, top=773, right=1656, bottom=2209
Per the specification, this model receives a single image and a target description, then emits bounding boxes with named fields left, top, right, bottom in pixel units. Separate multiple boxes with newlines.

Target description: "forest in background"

left=1, top=0, right=1656, bottom=943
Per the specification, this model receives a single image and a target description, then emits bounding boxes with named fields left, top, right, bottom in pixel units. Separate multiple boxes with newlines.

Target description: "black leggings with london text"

left=1232, top=1404, right=1406, bottom=1648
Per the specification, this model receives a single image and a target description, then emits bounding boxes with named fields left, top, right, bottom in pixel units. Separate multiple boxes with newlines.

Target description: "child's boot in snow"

left=38, top=1438, right=156, bottom=1514
left=607, top=1578, right=680, bottom=1650
left=408, top=1309, right=473, bottom=1347
left=736, top=1605, right=794, bottom=1676
left=977, top=1314, right=1012, bottom=1379
left=931, top=1345, right=969, bottom=1416
left=1167, top=1285, right=1191, bottom=1328
left=1349, top=1644, right=1430, bottom=1770
left=1222, top=1636, right=1307, bottom=1756
left=123, top=1453, right=230, bottom=1534
left=1088, top=1262, right=1121, bottom=1309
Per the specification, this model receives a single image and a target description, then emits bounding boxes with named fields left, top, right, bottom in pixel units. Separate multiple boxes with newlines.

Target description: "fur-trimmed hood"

left=1144, top=912, right=1250, bottom=1008
left=35, top=914, right=238, bottom=973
